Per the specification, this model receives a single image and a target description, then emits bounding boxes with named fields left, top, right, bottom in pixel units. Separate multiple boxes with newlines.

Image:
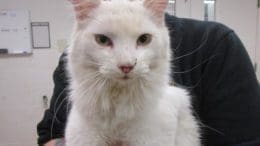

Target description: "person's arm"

left=199, top=31, right=260, bottom=145
left=168, top=16, right=260, bottom=145
left=37, top=1, right=97, bottom=145
left=37, top=53, right=69, bottom=146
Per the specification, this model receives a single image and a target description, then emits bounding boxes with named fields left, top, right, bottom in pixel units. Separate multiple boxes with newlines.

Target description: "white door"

left=175, top=0, right=204, bottom=20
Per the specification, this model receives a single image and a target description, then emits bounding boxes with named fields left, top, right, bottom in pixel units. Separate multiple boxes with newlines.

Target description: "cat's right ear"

left=143, top=0, right=168, bottom=24
left=69, top=0, right=101, bottom=21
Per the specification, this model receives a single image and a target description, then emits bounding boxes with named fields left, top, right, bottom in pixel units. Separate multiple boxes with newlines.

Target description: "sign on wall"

left=0, top=10, right=32, bottom=54
left=31, top=22, right=51, bottom=49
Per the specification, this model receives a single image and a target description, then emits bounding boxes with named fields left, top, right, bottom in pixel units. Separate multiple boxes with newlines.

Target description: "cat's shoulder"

left=160, top=86, right=191, bottom=110
left=166, top=86, right=190, bottom=100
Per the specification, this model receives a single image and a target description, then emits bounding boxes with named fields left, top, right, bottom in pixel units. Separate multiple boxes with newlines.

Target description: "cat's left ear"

left=70, top=0, right=101, bottom=21
left=143, top=0, right=168, bottom=24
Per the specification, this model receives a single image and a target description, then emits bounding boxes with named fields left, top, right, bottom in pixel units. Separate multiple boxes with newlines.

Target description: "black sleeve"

left=37, top=53, right=69, bottom=145
left=200, top=31, right=260, bottom=146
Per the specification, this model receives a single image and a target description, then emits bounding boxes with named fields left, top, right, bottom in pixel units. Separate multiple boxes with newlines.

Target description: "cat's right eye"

left=94, top=34, right=113, bottom=47
left=137, top=34, right=152, bottom=46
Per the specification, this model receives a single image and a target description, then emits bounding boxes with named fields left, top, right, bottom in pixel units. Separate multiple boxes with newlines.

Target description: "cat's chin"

left=120, top=75, right=131, bottom=80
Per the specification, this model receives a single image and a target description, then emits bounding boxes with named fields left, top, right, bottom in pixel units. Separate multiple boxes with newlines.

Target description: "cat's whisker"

left=75, top=74, right=107, bottom=113
left=170, top=54, right=219, bottom=90
left=76, top=72, right=102, bottom=87
left=86, top=79, right=109, bottom=114
left=50, top=87, right=69, bottom=138
left=50, top=95, right=70, bottom=139
left=172, top=54, right=218, bottom=74
left=83, top=60, right=102, bottom=67
left=192, top=109, right=225, bottom=136
left=53, top=88, right=67, bottom=118
left=172, top=37, right=183, bottom=52
left=199, top=121, right=225, bottom=136
left=173, top=30, right=209, bottom=61
left=173, top=78, right=203, bottom=90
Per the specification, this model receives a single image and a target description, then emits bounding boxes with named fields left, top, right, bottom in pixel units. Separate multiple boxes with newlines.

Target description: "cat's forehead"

left=84, top=1, right=158, bottom=35
left=99, top=0, right=143, bottom=13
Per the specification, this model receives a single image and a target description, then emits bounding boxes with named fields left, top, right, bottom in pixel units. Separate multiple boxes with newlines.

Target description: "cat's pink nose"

left=119, top=65, right=134, bottom=74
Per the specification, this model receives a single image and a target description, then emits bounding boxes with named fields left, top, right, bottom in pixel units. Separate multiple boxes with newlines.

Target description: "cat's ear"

left=143, top=0, right=168, bottom=24
left=70, top=0, right=101, bottom=21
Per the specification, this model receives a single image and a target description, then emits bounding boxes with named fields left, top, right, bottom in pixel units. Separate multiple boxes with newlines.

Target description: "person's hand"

left=44, top=140, right=55, bottom=146
left=44, top=139, right=65, bottom=146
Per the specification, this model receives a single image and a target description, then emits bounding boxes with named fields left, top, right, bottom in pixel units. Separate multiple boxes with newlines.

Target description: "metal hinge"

left=42, top=95, right=49, bottom=109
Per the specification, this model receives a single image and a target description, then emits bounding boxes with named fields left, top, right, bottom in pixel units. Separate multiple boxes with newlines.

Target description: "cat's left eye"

left=137, top=34, right=152, bottom=46
left=95, top=34, right=113, bottom=47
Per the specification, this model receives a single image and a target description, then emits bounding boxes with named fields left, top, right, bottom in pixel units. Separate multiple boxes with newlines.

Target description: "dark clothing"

left=37, top=15, right=260, bottom=146
left=37, top=53, right=69, bottom=145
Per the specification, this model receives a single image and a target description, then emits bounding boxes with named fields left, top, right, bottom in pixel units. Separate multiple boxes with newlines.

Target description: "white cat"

left=65, top=0, right=200, bottom=146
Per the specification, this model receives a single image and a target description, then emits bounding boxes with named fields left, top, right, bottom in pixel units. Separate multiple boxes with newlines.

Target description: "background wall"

left=0, top=0, right=74, bottom=146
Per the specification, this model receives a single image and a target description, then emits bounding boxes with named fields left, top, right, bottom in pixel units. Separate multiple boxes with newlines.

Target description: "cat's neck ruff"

left=70, top=68, right=168, bottom=122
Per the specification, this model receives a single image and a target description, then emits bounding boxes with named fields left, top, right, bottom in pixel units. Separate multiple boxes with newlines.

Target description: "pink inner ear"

left=144, top=0, right=168, bottom=18
left=69, top=0, right=82, bottom=4
left=71, top=0, right=100, bottom=21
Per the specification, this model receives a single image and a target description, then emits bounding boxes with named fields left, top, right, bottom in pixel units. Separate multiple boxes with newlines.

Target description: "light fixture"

left=204, top=1, right=215, bottom=4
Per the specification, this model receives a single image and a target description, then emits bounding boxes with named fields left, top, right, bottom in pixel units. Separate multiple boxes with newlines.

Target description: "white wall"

left=0, top=0, right=74, bottom=145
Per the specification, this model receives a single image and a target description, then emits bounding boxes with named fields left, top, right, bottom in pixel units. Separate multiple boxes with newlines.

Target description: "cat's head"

left=68, top=0, right=171, bottom=85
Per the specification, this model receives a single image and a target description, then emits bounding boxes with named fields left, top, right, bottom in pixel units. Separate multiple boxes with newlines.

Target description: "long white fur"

left=65, top=0, right=200, bottom=146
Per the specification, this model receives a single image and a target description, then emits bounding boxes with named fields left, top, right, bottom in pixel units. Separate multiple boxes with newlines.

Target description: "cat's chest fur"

left=66, top=85, right=182, bottom=146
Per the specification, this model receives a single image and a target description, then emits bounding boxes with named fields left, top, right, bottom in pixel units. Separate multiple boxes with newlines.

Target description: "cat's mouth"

left=120, top=75, right=130, bottom=80
left=113, top=74, right=136, bottom=83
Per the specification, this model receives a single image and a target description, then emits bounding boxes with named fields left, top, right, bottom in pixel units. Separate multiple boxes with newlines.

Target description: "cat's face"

left=69, top=0, right=170, bottom=84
